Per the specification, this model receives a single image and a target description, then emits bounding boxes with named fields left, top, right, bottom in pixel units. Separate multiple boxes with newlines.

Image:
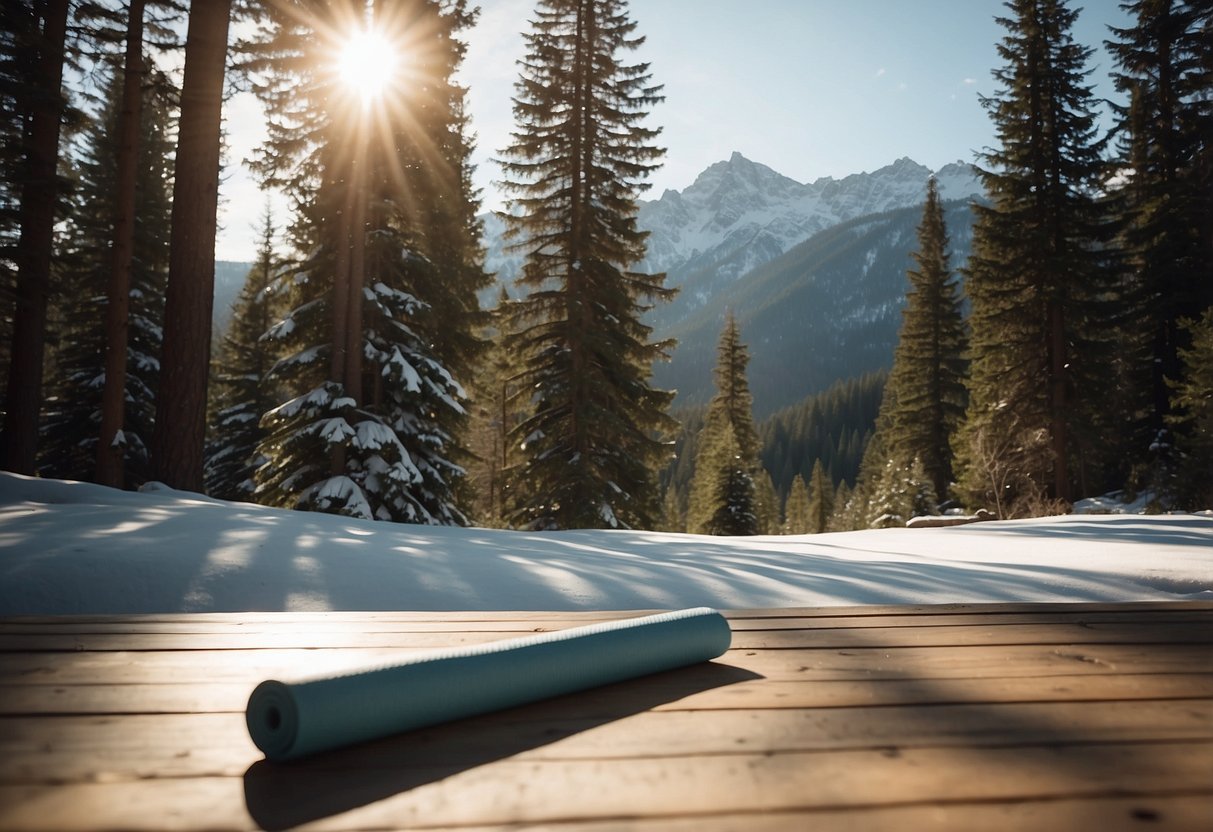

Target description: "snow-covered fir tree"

left=868, top=456, right=937, bottom=529
left=249, top=0, right=480, bottom=523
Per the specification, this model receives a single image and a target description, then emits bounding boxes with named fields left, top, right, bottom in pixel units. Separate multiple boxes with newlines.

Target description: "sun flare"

left=337, top=29, right=398, bottom=102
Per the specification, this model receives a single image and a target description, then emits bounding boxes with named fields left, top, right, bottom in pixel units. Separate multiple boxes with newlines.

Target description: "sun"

left=337, top=29, right=398, bottom=102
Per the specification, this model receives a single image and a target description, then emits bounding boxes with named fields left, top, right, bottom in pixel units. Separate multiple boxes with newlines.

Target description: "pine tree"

left=659, top=484, right=684, bottom=532
left=1166, top=307, right=1213, bottom=508
left=250, top=0, right=481, bottom=524
left=702, top=423, right=759, bottom=536
left=151, top=0, right=232, bottom=491
left=841, top=422, right=889, bottom=530
left=0, top=0, right=69, bottom=475
left=0, top=6, right=31, bottom=390
left=499, top=0, right=674, bottom=530
left=783, top=473, right=810, bottom=534
left=687, top=314, right=767, bottom=534
left=1107, top=1, right=1213, bottom=480
left=39, top=57, right=174, bottom=486
left=955, top=0, right=1114, bottom=511
left=754, top=469, right=780, bottom=534
left=868, top=457, right=937, bottom=528
left=827, top=480, right=852, bottom=532
left=883, top=177, right=967, bottom=500
left=467, top=288, right=515, bottom=526
left=204, top=207, right=283, bottom=501
left=806, top=458, right=835, bottom=533
left=95, top=0, right=148, bottom=488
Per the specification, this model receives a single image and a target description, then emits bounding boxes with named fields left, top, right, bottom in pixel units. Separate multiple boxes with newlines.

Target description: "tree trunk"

left=1048, top=300, right=1070, bottom=502
left=0, top=0, right=69, bottom=475
left=151, top=0, right=231, bottom=491
left=96, top=0, right=147, bottom=489
left=344, top=129, right=366, bottom=407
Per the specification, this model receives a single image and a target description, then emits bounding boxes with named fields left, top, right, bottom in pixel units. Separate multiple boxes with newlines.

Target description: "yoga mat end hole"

left=266, top=706, right=281, bottom=732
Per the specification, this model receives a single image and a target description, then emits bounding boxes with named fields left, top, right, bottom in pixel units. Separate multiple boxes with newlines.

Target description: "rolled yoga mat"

left=246, top=606, right=732, bottom=761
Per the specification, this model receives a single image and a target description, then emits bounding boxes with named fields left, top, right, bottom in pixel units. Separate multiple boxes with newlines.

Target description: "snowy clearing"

left=0, top=472, right=1209, bottom=615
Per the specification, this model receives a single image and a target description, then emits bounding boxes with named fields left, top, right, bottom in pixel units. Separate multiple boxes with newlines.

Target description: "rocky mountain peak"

left=480, top=153, right=984, bottom=300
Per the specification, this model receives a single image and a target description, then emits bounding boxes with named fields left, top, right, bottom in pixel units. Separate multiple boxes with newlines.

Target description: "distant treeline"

left=758, top=370, right=886, bottom=498
left=663, top=370, right=886, bottom=509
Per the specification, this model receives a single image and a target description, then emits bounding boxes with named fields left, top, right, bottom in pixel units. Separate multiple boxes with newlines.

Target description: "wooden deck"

left=0, top=602, right=1210, bottom=831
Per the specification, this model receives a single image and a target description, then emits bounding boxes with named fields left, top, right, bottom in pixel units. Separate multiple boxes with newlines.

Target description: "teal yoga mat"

left=246, top=607, right=732, bottom=761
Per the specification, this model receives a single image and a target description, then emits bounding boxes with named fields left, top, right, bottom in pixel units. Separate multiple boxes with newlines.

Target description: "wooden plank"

left=2, top=607, right=1208, bottom=634
left=0, top=741, right=1207, bottom=831
left=252, top=796, right=1213, bottom=832
left=724, top=601, right=1213, bottom=618
left=1, top=600, right=1206, bottom=626
left=3, top=699, right=1210, bottom=784
left=2, top=641, right=1207, bottom=685
left=3, top=671, right=1209, bottom=716
left=0, top=618, right=1206, bottom=652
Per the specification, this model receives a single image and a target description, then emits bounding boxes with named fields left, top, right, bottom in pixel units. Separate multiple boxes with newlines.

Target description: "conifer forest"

left=1, top=0, right=1209, bottom=534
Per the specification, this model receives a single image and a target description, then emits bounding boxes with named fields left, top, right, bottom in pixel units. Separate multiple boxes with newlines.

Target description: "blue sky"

left=217, top=0, right=1132, bottom=260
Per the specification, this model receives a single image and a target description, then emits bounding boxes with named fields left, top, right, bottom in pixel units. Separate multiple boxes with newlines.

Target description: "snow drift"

left=0, top=472, right=1209, bottom=615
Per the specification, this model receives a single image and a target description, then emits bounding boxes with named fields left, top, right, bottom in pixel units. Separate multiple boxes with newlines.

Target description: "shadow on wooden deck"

left=242, top=661, right=762, bottom=830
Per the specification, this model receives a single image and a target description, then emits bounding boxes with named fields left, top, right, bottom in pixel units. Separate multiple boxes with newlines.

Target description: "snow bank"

left=0, top=472, right=1209, bottom=615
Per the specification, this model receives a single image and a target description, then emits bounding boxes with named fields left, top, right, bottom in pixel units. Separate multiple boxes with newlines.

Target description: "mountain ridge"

left=483, top=153, right=981, bottom=296
left=481, top=153, right=984, bottom=416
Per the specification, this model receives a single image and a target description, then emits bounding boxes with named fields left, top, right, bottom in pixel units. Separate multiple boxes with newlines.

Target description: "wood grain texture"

left=0, top=603, right=1209, bottom=831
left=3, top=672, right=1210, bottom=716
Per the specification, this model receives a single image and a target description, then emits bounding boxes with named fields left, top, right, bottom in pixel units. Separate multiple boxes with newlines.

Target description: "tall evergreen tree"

left=1166, top=307, right=1213, bottom=508
left=1107, top=1, right=1213, bottom=473
left=826, top=480, right=852, bottom=532
left=955, top=0, right=1113, bottom=511
left=0, top=0, right=69, bottom=475
left=883, top=177, right=967, bottom=500
left=841, top=427, right=889, bottom=530
left=659, top=483, right=684, bottom=532
left=39, top=56, right=174, bottom=486
left=783, top=473, right=810, bottom=534
left=499, top=0, right=673, bottom=530
left=94, top=0, right=148, bottom=488
left=250, top=0, right=479, bottom=524
left=754, top=468, right=780, bottom=533
left=0, top=2, right=41, bottom=399
left=467, top=288, right=515, bottom=526
left=702, top=422, right=759, bottom=536
left=151, top=0, right=231, bottom=491
left=806, top=458, right=835, bottom=534
left=687, top=313, right=768, bottom=534
left=204, top=207, right=282, bottom=501
left=869, top=456, right=937, bottom=528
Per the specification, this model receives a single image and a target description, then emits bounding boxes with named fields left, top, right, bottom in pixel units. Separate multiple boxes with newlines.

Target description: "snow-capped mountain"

left=655, top=199, right=979, bottom=416
left=481, top=154, right=984, bottom=415
left=483, top=153, right=982, bottom=308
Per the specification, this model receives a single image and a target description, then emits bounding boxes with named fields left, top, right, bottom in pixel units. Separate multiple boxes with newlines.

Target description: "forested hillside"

left=656, top=200, right=976, bottom=416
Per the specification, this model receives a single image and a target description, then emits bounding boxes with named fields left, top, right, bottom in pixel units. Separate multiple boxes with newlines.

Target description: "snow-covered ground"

left=0, top=472, right=1209, bottom=615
